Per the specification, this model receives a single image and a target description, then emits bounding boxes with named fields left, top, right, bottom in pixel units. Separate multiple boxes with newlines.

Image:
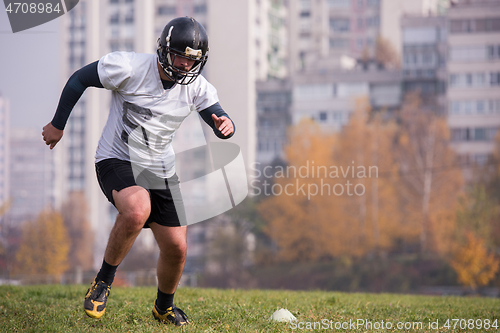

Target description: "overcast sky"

left=0, top=8, right=61, bottom=131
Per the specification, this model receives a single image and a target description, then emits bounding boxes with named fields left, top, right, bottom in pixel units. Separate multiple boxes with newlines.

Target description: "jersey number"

left=121, top=101, right=153, bottom=146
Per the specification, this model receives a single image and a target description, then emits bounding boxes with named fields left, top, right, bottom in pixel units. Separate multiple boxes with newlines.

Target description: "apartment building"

left=447, top=0, right=500, bottom=166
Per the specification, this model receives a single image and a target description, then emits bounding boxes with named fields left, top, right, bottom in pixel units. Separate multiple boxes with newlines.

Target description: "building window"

left=422, top=52, right=434, bottom=65
left=466, top=73, right=473, bottom=86
left=463, top=101, right=472, bottom=114
left=158, top=6, right=176, bottom=16
left=450, top=127, right=498, bottom=141
left=110, top=41, right=120, bottom=51
left=449, top=72, right=492, bottom=87
left=327, top=0, right=350, bottom=8
left=449, top=101, right=460, bottom=115
left=367, top=0, right=379, bottom=7
left=329, top=18, right=350, bottom=32
left=295, top=84, right=334, bottom=100
left=111, top=26, right=119, bottom=38
left=490, top=72, right=500, bottom=86
left=357, top=38, right=363, bottom=49
left=329, top=38, right=348, bottom=49
left=451, top=128, right=468, bottom=141
left=366, top=16, right=379, bottom=27
left=473, top=154, right=489, bottom=166
left=403, top=27, right=437, bottom=44
left=299, top=35, right=310, bottom=49
left=124, top=8, right=134, bottom=24
left=411, top=53, right=418, bottom=65
left=477, top=101, right=485, bottom=114
left=194, top=4, right=206, bottom=14
left=450, top=45, right=487, bottom=61
left=450, top=17, right=500, bottom=34
left=299, top=17, right=311, bottom=32
left=474, top=128, right=486, bottom=141
left=319, top=111, right=328, bottom=122
left=332, top=111, right=344, bottom=122
left=449, top=99, right=500, bottom=115
left=357, top=17, right=363, bottom=29
left=274, top=140, right=281, bottom=154
left=300, top=0, right=311, bottom=10
left=488, top=45, right=500, bottom=59
left=124, top=41, right=134, bottom=51
left=109, top=12, right=119, bottom=24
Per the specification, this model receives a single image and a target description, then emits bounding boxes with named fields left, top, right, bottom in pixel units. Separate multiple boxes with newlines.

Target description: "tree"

left=456, top=185, right=498, bottom=247
left=332, top=98, right=405, bottom=256
left=14, top=210, right=70, bottom=280
left=0, top=200, right=11, bottom=275
left=61, top=191, right=94, bottom=271
left=258, top=97, right=404, bottom=261
left=444, top=185, right=500, bottom=288
left=375, top=36, right=400, bottom=69
left=450, top=232, right=499, bottom=290
left=203, top=215, right=256, bottom=288
left=258, top=118, right=337, bottom=262
left=395, top=92, right=463, bottom=253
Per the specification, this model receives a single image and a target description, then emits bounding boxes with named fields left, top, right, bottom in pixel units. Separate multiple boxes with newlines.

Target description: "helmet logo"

left=165, top=26, right=174, bottom=46
left=185, top=47, right=202, bottom=59
left=165, top=25, right=175, bottom=69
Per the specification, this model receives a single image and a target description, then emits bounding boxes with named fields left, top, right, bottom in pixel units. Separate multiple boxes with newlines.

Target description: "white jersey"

left=95, top=51, right=218, bottom=178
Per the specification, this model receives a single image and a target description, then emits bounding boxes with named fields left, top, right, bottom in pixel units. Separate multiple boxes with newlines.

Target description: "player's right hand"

left=42, top=122, right=63, bottom=150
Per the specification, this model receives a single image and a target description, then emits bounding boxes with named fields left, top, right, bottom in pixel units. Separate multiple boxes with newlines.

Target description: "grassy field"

left=0, top=285, right=499, bottom=332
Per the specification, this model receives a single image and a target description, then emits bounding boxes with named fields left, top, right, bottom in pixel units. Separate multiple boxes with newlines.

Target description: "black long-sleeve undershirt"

left=51, top=61, right=234, bottom=139
left=199, top=102, right=235, bottom=139
left=51, top=61, right=103, bottom=130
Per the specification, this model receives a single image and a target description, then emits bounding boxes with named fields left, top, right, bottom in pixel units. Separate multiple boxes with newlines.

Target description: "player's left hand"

left=212, top=114, right=234, bottom=137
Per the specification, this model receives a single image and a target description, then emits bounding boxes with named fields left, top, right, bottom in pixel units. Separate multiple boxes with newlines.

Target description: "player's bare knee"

left=121, top=206, right=150, bottom=232
left=160, top=240, right=187, bottom=262
left=174, top=242, right=187, bottom=261
left=169, top=248, right=187, bottom=264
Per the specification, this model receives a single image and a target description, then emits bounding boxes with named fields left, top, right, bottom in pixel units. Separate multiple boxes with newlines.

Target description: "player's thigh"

left=112, top=185, right=151, bottom=218
left=149, top=223, right=187, bottom=255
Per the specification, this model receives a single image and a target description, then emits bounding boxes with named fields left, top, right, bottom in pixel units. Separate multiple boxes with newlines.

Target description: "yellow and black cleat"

left=84, top=279, right=111, bottom=319
left=152, top=303, right=190, bottom=326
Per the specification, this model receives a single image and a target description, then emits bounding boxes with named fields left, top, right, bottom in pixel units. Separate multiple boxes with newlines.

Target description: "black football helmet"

left=157, top=17, right=209, bottom=85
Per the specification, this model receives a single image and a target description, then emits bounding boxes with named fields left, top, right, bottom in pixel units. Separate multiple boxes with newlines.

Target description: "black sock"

left=156, top=289, right=175, bottom=312
left=96, top=259, right=118, bottom=285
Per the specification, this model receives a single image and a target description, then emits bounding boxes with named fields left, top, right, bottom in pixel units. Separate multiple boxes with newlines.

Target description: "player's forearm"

left=51, top=61, right=104, bottom=130
left=199, top=102, right=235, bottom=139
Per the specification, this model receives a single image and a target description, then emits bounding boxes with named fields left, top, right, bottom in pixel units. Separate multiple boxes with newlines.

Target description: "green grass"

left=0, top=285, right=499, bottom=332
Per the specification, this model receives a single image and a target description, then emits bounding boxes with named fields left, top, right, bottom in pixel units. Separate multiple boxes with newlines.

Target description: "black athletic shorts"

left=95, top=158, right=186, bottom=227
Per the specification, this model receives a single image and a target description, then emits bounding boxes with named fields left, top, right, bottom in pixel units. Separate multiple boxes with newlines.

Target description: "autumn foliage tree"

left=258, top=118, right=336, bottom=262
left=259, top=97, right=404, bottom=261
left=332, top=98, right=405, bottom=256
left=395, top=92, right=463, bottom=253
left=62, top=191, right=94, bottom=271
left=14, top=210, right=70, bottom=280
left=449, top=185, right=500, bottom=288
left=375, top=36, right=400, bottom=69
left=451, top=232, right=499, bottom=290
left=0, top=200, right=11, bottom=273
